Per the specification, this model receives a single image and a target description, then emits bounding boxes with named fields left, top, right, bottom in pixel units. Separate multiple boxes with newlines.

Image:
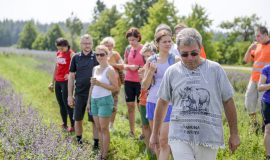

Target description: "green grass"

left=0, top=107, right=3, bottom=159
left=0, top=54, right=148, bottom=159
left=0, top=53, right=266, bottom=159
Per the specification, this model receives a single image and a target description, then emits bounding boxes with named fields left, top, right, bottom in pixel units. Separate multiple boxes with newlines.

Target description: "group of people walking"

left=48, top=23, right=270, bottom=160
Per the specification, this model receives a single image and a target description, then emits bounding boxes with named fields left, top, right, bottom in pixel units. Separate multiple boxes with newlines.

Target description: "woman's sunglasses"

left=180, top=51, right=199, bottom=57
left=95, top=53, right=106, bottom=57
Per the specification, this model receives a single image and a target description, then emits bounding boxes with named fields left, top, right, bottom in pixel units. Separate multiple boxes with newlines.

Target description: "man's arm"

left=68, top=72, right=75, bottom=107
left=149, top=98, right=169, bottom=150
left=223, top=97, right=240, bottom=152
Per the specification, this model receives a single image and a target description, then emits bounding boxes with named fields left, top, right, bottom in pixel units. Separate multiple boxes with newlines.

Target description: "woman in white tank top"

left=86, top=45, right=118, bottom=160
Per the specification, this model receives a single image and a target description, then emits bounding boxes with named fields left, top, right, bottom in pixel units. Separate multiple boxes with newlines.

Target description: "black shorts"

left=74, top=95, right=94, bottom=122
left=261, top=101, right=270, bottom=125
left=124, top=81, right=141, bottom=103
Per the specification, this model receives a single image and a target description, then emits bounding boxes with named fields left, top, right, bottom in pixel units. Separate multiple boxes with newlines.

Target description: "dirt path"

left=222, top=65, right=252, bottom=71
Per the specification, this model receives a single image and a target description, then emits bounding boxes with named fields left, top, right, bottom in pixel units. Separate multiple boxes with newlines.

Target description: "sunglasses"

left=180, top=51, right=199, bottom=57
left=95, top=53, right=106, bottom=57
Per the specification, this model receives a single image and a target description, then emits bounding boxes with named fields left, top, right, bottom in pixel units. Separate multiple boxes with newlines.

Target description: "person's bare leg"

left=159, top=122, right=170, bottom=160
left=143, top=124, right=151, bottom=149
left=99, top=117, right=111, bottom=158
left=75, top=120, right=83, bottom=143
left=93, top=117, right=101, bottom=151
left=127, top=102, right=135, bottom=135
left=110, top=107, right=117, bottom=129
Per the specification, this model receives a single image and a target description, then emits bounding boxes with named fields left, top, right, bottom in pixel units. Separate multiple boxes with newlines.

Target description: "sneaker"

left=92, top=144, right=99, bottom=151
left=68, top=127, right=75, bottom=132
left=61, top=124, right=68, bottom=131
left=128, top=131, right=135, bottom=138
left=109, top=126, right=115, bottom=132
left=77, top=140, right=83, bottom=145
left=139, top=134, right=144, bottom=140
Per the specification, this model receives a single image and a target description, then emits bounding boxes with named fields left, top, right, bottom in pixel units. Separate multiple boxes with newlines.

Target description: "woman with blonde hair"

left=100, top=37, right=124, bottom=130
left=86, top=45, right=118, bottom=159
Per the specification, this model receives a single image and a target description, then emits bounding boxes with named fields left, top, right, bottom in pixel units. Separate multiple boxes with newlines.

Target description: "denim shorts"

left=146, top=102, right=172, bottom=122
left=91, top=95, right=114, bottom=117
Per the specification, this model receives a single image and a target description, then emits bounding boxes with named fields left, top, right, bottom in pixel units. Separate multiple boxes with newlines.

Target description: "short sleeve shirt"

left=124, top=45, right=145, bottom=82
left=69, top=51, right=99, bottom=96
left=261, top=65, right=270, bottom=103
left=157, top=59, right=234, bottom=148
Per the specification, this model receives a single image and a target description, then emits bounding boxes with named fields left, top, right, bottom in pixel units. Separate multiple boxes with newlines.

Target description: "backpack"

left=148, top=53, right=176, bottom=65
left=125, top=45, right=146, bottom=64
left=147, top=53, right=176, bottom=87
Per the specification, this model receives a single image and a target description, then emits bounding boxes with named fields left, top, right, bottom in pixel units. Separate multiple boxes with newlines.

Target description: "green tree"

left=216, top=14, right=261, bottom=64
left=111, top=18, right=130, bottom=55
left=88, top=5, right=121, bottom=46
left=32, top=33, right=46, bottom=50
left=93, top=0, right=106, bottom=22
left=45, top=24, right=65, bottom=51
left=185, top=4, right=219, bottom=60
left=110, top=0, right=158, bottom=54
left=220, top=14, right=260, bottom=42
left=17, top=21, right=38, bottom=49
left=66, top=13, right=83, bottom=51
left=140, top=0, right=178, bottom=43
left=125, top=0, right=158, bottom=28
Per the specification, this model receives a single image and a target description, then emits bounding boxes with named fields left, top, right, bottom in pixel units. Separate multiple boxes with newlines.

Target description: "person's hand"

left=64, top=74, right=69, bottom=80
left=149, top=133, right=159, bottom=152
left=129, top=65, right=140, bottom=71
left=138, top=67, right=145, bottom=79
left=68, top=96, right=75, bottom=108
left=228, top=134, right=240, bottom=153
left=48, top=83, right=54, bottom=92
left=91, top=77, right=100, bottom=86
left=86, top=103, right=90, bottom=113
left=149, top=63, right=157, bottom=73
left=249, top=42, right=257, bottom=51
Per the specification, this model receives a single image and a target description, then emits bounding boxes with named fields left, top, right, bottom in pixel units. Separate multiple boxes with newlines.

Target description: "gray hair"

left=155, top=24, right=172, bottom=34
left=141, top=41, right=157, bottom=56
left=176, top=28, right=202, bottom=48
left=100, top=37, right=115, bottom=47
left=80, top=34, right=93, bottom=44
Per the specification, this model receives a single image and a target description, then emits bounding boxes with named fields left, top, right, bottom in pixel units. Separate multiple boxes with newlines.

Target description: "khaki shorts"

left=169, top=141, right=218, bottom=160
left=245, top=80, right=262, bottom=113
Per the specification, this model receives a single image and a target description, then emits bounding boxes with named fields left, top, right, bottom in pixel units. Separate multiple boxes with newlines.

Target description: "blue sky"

left=1, top=0, right=269, bottom=29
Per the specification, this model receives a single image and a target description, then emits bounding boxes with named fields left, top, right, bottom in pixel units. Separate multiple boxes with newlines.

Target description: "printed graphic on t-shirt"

left=56, top=57, right=66, bottom=64
left=179, top=86, right=210, bottom=113
left=170, top=70, right=221, bottom=137
left=161, top=61, right=232, bottom=148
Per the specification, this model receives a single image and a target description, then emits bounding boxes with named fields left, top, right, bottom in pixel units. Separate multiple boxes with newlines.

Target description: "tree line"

left=2, top=0, right=267, bottom=64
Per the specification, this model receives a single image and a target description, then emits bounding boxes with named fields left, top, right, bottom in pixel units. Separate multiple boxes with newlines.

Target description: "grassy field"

left=0, top=52, right=266, bottom=159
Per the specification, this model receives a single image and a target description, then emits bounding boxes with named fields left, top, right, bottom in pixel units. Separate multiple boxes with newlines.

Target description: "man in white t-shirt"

left=149, top=28, right=240, bottom=160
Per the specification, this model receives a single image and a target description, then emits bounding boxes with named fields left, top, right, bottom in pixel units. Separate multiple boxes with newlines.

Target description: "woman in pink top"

left=124, top=27, right=145, bottom=136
